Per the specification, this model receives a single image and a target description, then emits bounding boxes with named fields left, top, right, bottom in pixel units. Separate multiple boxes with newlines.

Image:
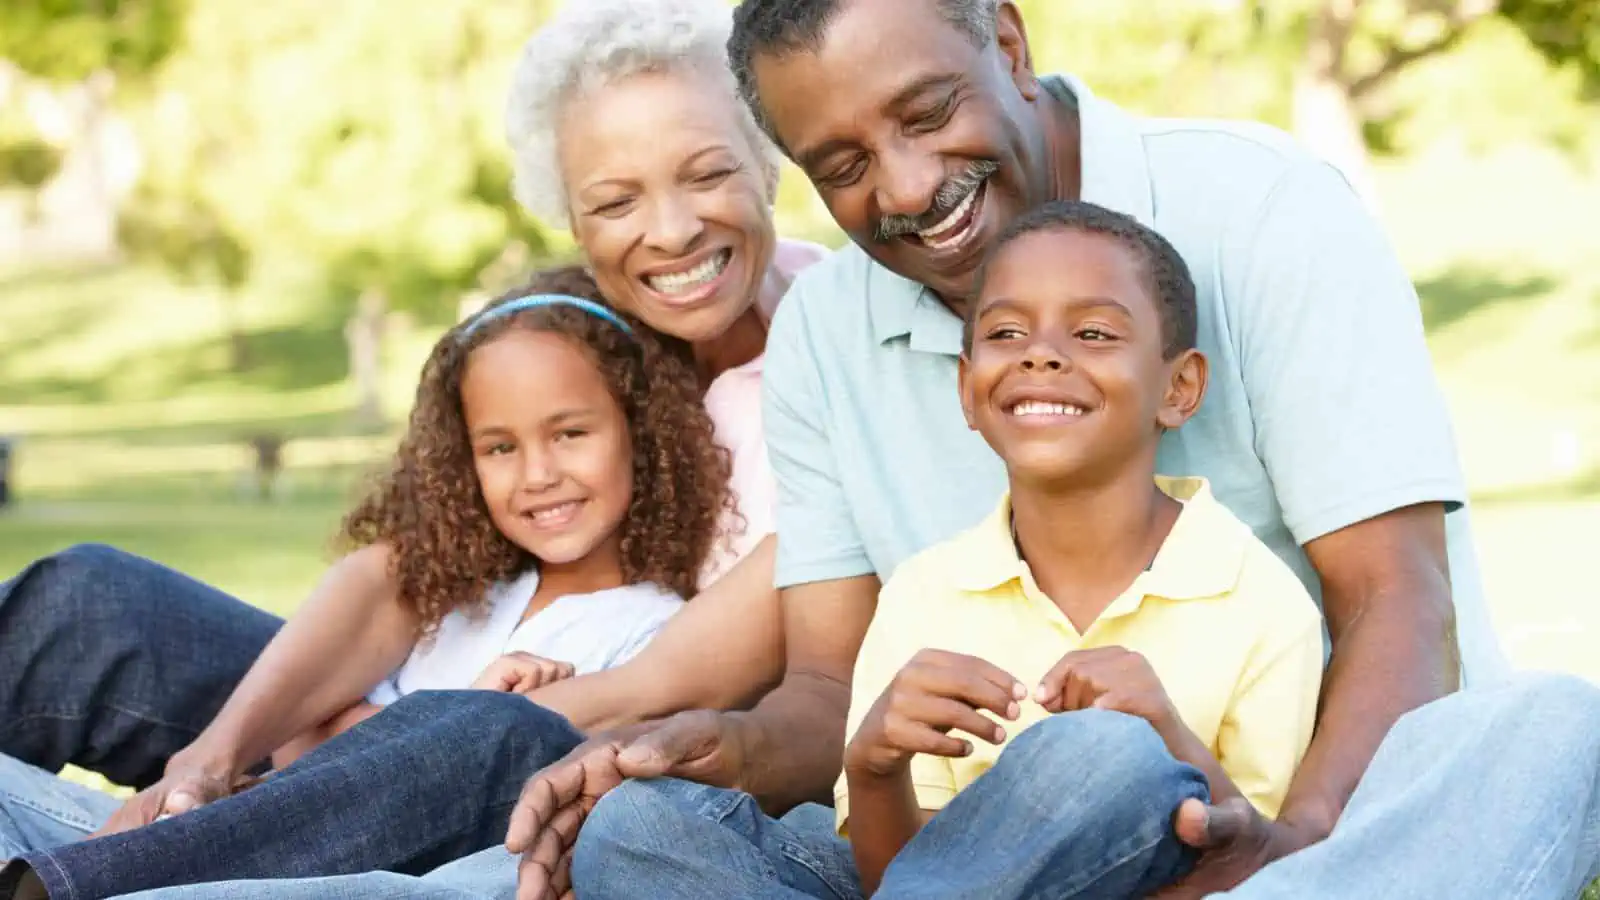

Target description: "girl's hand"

left=843, top=649, right=1026, bottom=779
left=473, top=652, right=577, bottom=694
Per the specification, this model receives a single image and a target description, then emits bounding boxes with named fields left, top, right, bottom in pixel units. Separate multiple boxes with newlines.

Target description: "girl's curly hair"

left=340, top=264, right=735, bottom=636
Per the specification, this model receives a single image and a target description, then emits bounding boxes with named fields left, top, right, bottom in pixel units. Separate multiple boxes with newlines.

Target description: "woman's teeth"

left=917, top=185, right=980, bottom=249
left=646, top=250, right=730, bottom=295
left=1010, top=401, right=1086, bottom=418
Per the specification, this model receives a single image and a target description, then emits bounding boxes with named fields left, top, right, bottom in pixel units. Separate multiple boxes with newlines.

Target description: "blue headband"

left=460, top=293, right=635, bottom=342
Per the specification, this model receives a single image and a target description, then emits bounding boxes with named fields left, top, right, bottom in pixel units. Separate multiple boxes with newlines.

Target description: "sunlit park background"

left=2, top=0, right=1598, bottom=751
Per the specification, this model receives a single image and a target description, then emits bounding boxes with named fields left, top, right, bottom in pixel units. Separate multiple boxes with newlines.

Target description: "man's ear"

left=1156, top=349, right=1208, bottom=431
left=995, top=2, right=1038, bottom=101
left=958, top=354, right=980, bottom=432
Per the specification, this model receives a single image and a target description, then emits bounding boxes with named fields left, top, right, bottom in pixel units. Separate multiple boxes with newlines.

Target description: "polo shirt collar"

left=954, top=478, right=1249, bottom=609
left=865, top=73, right=1156, bottom=354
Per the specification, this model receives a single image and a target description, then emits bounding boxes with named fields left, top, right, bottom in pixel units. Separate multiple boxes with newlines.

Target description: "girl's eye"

left=484, top=442, right=515, bottom=456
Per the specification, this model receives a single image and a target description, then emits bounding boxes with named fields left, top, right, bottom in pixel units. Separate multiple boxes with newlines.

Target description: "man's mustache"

left=875, top=160, right=999, bottom=242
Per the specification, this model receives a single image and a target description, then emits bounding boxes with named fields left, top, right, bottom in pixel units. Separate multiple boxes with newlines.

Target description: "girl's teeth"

left=1012, top=401, right=1085, bottom=417
left=647, top=251, right=730, bottom=295
left=532, top=502, right=579, bottom=522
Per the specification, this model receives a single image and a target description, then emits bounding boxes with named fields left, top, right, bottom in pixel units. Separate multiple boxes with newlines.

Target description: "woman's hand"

left=473, top=652, right=577, bottom=694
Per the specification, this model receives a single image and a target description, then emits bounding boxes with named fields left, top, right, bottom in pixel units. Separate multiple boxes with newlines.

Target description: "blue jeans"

left=0, top=544, right=281, bottom=789
left=0, top=755, right=121, bottom=862
left=91, top=671, right=1600, bottom=900
left=573, top=709, right=1203, bottom=900
left=1, top=690, right=584, bottom=899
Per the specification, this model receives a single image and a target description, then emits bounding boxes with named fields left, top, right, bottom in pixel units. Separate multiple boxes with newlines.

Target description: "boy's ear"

left=957, top=354, right=980, bottom=432
left=1156, top=349, right=1207, bottom=431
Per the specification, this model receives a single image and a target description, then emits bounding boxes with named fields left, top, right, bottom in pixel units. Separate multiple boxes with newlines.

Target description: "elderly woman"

left=0, top=0, right=826, bottom=896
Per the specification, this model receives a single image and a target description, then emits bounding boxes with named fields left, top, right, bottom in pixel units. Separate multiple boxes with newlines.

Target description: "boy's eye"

left=1076, top=327, right=1115, bottom=342
left=984, top=325, right=1025, bottom=341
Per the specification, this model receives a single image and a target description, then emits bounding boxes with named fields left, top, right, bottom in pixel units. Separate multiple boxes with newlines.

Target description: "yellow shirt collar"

left=954, top=477, right=1251, bottom=603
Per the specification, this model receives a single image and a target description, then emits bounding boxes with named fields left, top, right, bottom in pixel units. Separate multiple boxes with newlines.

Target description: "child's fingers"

left=883, top=715, right=980, bottom=759
left=907, top=658, right=1024, bottom=721
left=892, top=693, right=1008, bottom=747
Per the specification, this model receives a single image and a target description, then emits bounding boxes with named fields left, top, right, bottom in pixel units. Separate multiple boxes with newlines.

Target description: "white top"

left=367, top=570, right=684, bottom=705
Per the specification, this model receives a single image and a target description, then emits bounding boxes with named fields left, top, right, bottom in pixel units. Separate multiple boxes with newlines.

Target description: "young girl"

left=269, top=263, right=736, bottom=766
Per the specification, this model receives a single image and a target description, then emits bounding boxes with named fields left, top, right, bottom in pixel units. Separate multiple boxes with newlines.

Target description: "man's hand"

left=1034, top=646, right=1179, bottom=733
left=843, top=649, right=1024, bottom=778
left=508, top=710, right=745, bottom=900
left=472, top=652, right=576, bottom=694
left=89, top=767, right=258, bottom=838
left=1148, top=797, right=1325, bottom=898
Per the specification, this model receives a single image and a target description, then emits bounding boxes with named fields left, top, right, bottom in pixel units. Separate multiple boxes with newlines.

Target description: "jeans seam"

left=11, top=704, right=204, bottom=736
left=1038, top=829, right=1167, bottom=897
left=0, top=788, right=103, bottom=832
left=33, top=852, right=78, bottom=900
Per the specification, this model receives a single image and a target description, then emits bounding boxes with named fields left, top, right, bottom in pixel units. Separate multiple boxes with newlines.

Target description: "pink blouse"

left=699, top=238, right=830, bottom=588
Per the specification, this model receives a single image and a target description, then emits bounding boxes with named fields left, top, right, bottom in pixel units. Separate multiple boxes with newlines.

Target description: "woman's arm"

left=171, top=543, right=419, bottom=778
left=527, top=535, right=782, bottom=732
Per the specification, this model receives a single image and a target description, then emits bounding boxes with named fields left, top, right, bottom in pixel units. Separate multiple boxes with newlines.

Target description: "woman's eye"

left=590, top=198, right=633, bottom=217
left=555, top=429, right=587, bottom=442
left=484, top=442, right=515, bottom=456
left=694, top=168, right=735, bottom=185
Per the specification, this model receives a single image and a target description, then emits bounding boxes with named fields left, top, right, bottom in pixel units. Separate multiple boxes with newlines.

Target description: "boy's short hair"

left=964, top=201, right=1198, bottom=360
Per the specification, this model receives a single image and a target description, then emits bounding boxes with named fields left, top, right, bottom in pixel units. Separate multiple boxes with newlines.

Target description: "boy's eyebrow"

left=974, top=295, right=1136, bottom=319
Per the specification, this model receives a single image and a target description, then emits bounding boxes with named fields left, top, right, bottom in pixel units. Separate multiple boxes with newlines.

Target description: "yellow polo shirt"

left=836, top=477, right=1323, bottom=833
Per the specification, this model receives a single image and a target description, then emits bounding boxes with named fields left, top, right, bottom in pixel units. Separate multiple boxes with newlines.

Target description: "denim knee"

left=572, top=779, right=724, bottom=886
left=3, top=544, right=129, bottom=619
left=1004, top=710, right=1166, bottom=771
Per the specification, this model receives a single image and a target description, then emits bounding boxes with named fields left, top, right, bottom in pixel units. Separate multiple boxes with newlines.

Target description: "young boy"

left=836, top=201, right=1325, bottom=900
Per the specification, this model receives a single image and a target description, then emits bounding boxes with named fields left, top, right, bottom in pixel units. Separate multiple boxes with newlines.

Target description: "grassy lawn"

left=0, top=150, right=1596, bottom=893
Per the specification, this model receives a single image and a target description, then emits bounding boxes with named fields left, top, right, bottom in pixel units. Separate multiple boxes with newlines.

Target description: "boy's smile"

left=959, top=228, right=1199, bottom=488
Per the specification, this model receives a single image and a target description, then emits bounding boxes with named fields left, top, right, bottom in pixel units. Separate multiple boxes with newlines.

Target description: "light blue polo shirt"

left=762, top=74, right=1507, bottom=686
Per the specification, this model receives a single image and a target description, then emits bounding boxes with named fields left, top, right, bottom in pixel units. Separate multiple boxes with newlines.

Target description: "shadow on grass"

left=1471, top=466, right=1600, bottom=506
left=1416, top=268, right=1557, bottom=334
left=1, top=317, right=350, bottom=406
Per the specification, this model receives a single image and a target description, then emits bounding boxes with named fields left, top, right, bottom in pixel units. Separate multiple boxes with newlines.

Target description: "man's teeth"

left=529, top=501, right=581, bottom=523
left=646, top=251, right=729, bottom=295
left=917, top=186, right=980, bottom=249
left=1010, top=400, right=1086, bottom=418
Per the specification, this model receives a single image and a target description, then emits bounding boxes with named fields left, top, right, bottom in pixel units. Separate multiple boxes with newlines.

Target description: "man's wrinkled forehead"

left=752, top=1, right=987, bottom=159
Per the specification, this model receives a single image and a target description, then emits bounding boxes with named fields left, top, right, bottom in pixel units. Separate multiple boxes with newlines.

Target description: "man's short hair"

left=964, top=201, right=1199, bottom=360
left=728, top=0, right=999, bottom=146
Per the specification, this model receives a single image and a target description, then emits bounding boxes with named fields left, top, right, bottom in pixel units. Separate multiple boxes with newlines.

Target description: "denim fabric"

left=0, top=754, right=122, bottom=861
left=1216, top=671, right=1600, bottom=900
left=0, top=544, right=282, bottom=789
left=572, top=710, right=1205, bottom=900
left=4, top=691, right=584, bottom=899
left=89, top=674, right=1600, bottom=900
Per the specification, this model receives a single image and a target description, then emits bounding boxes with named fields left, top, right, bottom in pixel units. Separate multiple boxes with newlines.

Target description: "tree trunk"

left=1293, top=0, right=1381, bottom=213
left=345, top=288, right=388, bottom=427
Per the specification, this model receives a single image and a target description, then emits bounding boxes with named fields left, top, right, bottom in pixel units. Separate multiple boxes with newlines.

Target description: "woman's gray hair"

left=506, top=0, right=783, bottom=230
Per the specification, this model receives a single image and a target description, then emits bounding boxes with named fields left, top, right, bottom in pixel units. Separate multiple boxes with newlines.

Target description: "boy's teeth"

left=1011, top=400, right=1086, bottom=418
left=646, top=251, right=729, bottom=295
left=917, top=186, right=979, bottom=246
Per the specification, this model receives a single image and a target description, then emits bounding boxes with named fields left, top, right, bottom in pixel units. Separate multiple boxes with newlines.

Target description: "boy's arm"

left=845, top=770, right=936, bottom=894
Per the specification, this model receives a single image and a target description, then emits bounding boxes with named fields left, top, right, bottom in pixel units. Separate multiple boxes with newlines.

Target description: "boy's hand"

left=844, top=649, right=1026, bottom=778
left=1034, top=646, right=1179, bottom=733
left=473, top=652, right=576, bottom=694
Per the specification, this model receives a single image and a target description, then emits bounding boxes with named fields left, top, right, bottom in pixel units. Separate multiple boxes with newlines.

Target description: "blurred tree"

left=0, top=0, right=187, bottom=82
left=1283, top=0, right=1600, bottom=204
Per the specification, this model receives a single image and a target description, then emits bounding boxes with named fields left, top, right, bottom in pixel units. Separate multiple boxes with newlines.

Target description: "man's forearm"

left=1278, top=594, right=1456, bottom=834
left=726, top=670, right=852, bottom=816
